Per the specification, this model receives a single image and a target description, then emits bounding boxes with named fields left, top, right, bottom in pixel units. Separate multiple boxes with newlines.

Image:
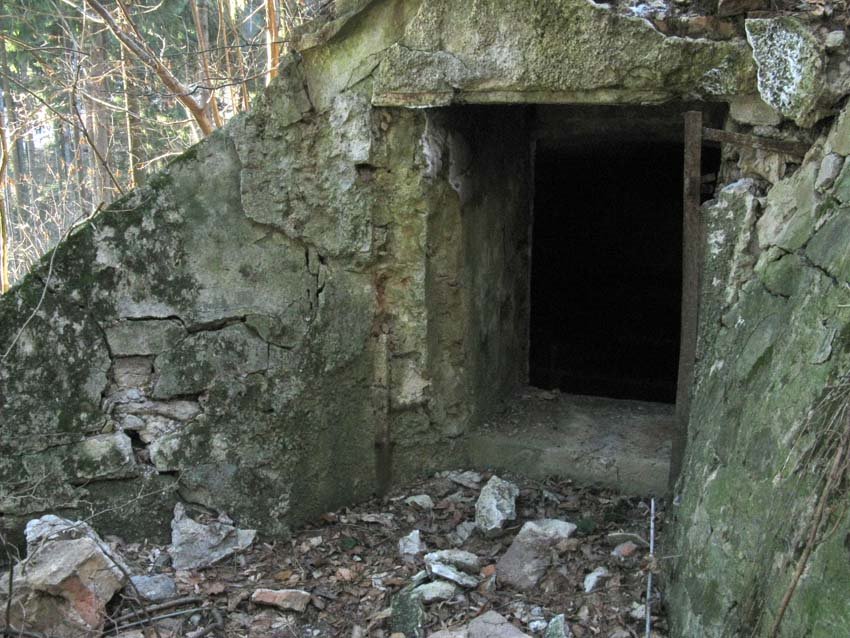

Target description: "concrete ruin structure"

left=2, top=0, right=849, bottom=635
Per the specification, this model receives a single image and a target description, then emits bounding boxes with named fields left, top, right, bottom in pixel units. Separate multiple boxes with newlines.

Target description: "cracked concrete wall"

left=668, top=103, right=850, bottom=636
left=422, top=107, right=533, bottom=439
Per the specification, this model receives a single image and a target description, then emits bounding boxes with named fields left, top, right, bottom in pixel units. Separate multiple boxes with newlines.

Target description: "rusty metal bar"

left=670, top=110, right=703, bottom=488
left=702, top=126, right=810, bottom=157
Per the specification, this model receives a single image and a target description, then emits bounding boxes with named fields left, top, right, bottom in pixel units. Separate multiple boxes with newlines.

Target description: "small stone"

left=430, top=630, right=468, bottom=638
left=497, top=519, right=577, bottom=590
left=129, top=574, right=177, bottom=602
left=446, top=470, right=483, bottom=489
left=410, top=580, right=458, bottom=603
left=468, top=611, right=532, bottom=638
left=475, top=476, right=519, bottom=538
left=544, top=614, right=574, bottom=638
left=629, top=602, right=647, bottom=620
left=815, top=153, right=844, bottom=191
left=528, top=619, right=548, bottom=632
left=448, top=521, right=477, bottom=546
left=729, top=95, right=782, bottom=126
left=405, top=494, right=434, bottom=509
left=825, top=30, right=845, bottom=49
left=611, top=541, right=639, bottom=559
left=399, top=529, right=427, bottom=559
left=168, top=503, right=256, bottom=570
left=605, top=532, right=649, bottom=548
left=391, top=586, right=425, bottom=638
left=425, top=562, right=479, bottom=589
left=251, top=588, right=312, bottom=612
left=424, top=549, right=481, bottom=574
left=583, top=567, right=611, bottom=593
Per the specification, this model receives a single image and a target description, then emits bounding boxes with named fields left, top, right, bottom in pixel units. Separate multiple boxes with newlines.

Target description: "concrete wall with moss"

left=1, top=0, right=760, bottom=546
left=668, top=104, right=850, bottom=637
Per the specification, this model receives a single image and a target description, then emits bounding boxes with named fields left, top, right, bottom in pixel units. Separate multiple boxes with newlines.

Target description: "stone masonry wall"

left=668, top=102, right=850, bottom=637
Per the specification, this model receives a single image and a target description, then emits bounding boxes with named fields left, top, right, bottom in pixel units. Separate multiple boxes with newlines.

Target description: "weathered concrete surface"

left=668, top=102, right=850, bottom=636
left=471, top=389, right=675, bottom=495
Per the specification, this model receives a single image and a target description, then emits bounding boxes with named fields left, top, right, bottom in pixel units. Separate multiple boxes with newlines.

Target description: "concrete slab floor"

left=468, top=386, right=675, bottom=495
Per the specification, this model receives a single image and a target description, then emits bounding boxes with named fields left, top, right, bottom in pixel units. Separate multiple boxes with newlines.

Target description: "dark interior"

left=530, top=140, right=716, bottom=403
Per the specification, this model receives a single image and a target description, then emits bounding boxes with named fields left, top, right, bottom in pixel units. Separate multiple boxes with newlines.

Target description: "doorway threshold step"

left=469, top=387, right=675, bottom=495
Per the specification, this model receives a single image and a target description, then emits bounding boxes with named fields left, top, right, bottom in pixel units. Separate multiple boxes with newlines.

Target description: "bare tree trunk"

left=0, top=39, right=28, bottom=211
left=0, top=103, right=9, bottom=293
left=265, top=0, right=279, bottom=85
left=191, top=0, right=223, bottom=127
left=85, top=0, right=215, bottom=136
left=120, top=38, right=143, bottom=187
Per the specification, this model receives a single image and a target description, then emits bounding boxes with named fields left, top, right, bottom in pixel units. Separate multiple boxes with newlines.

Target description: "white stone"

left=425, top=562, right=479, bottom=589
left=496, top=519, right=577, bottom=591
left=825, top=30, right=845, bottom=49
left=468, top=611, right=532, bottom=638
left=251, top=588, right=311, bottom=612
left=405, top=494, right=435, bottom=509
left=424, top=549, right=481, bottom=573
left=449, top=521, right=477, bottom=546
left=168, top=503, right=256, bottom=570
left=411, top=580, right=458, bottom=603
left=399, top=529, right=427, bottom=559
left=583, top=566, right=611, bottom=593
left=815, top=153, right=844, bottom=191
left=475, top=476, right=519, bottom=537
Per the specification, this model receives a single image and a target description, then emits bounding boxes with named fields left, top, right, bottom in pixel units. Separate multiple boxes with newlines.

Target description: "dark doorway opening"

left=529, top=141, right=709, bottom=403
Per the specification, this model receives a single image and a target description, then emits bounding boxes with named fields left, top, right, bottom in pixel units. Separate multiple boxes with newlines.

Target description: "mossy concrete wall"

left=1, top=0, right=759, bottom=545
left=668, top=103, right=850, bottom=636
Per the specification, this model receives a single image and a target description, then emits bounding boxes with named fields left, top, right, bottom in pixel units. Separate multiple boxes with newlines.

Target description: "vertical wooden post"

left=670, top=111, right=702, bottom=489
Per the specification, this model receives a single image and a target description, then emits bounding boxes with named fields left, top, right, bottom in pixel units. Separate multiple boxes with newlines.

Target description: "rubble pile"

left=0, top=471, right=662, bottom=637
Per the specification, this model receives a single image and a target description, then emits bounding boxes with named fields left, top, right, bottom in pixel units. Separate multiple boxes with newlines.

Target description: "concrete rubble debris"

left=469, top=611, right=533, bottom=638
left=424, top=549, right=481, bottom=588
left=445, top=470, right=483, bottom=489
left=411, top=579, right=458, bottom=603
left=611, top=541, right=639, bottom=558
left=475, top=475, right=520, bottom=538
left=405, top=494, right=435, bottom=509
left=399, top=529, right=427, bottom=559
left=496, top=519, right=577, bottom=590
left=544, top=614, right=574, bottom=638
left=251, top=588, right=312, bottom=612
left=449, top=520, right=478, bottom=546
left=168, top=502, right=256, bottom=570
left=128, top=574, right=177, bottom=601
left=0, top=514, right=126, bottom=638
left=584, top=566, right=611, bottom=593
left=391, top=585, right=426, bottom=638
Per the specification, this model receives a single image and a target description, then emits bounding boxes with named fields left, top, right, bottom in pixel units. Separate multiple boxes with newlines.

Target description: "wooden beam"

left=702, top=126, right=810, bottom=157
left=670, top=111, right=703, bottom=489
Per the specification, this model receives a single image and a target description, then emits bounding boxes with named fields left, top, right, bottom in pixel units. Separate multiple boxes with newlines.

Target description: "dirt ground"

left=109, top=471, right=667, bottom=638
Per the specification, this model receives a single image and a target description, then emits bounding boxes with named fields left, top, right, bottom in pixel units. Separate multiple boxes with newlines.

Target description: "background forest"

left=0, top=0, right=322, bottom=292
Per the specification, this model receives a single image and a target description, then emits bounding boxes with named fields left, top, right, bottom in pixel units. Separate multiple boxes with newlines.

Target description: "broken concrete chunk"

left=1, top=515, right=127, bottom=638
left=391, top=586, right=425, bottom=638
left=168, top=503, right=256, bottom=570
left=129, top=574, right=177, bottom=601
left=424, top=562, right=479, bottom=589
left=815, top=153, right=844, bottom=191
left=448, top=521, right=477, bottom=546
left=745, top=17, right=826, bottom=127
left=496, top=519, right=577, bottom=591
left=411, top=579, right=458, bottom=603
left=252, top=588, right=312, bottom=612
left=544, top=614, right=574, bottom=638
left=445, top=470, right=483, bottom=489
left=106, top=319, right=185, bottom=356
left=468, top=611, right=532, bottom=638
left=405, top=494, right=435, bottom=509
left=583, top=566, right=611, bottom=593
left=728, top=94, right=782, bottom=126
left=425, top=549, right=481, bottom=574
left=399, top=529, right=427, bottom=559
left=475, top=475, right=519, bottom=537
left=611, top=541, right=639, bottom=559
